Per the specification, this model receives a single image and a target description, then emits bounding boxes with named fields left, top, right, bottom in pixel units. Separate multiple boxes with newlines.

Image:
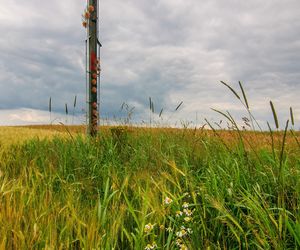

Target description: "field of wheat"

left=0, top=124, right=299, bottom=249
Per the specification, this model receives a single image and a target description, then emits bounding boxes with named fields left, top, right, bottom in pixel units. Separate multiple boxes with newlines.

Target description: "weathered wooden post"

left=82, top=0, right=101, bottom=136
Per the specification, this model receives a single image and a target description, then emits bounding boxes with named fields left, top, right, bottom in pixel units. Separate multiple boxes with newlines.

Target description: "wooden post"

left=88, top=0, right=99, bottom=136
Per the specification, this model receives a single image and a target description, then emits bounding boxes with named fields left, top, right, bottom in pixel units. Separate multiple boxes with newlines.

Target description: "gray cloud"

left=0, top=0, right=300, bottom=129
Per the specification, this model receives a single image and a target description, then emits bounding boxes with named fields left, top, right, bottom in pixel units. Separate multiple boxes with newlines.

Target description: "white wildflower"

left=145, top=244, right=152, bottom=250
left=151, top=242, right=157, bottom=249
left=176, top=228, right=187, bottom=238
left=164, top=197, right=173, bottom=205
left=176, top=210, right=183, bottom=217
left=145, top=241, right=157, bottom=250
left=144, top=223, right=154, bottom=233
left=176, top=238, right=183, bottom=246
left=182, top=202, right=189, bottom=208
left=183, top=209, right=193, bottom=216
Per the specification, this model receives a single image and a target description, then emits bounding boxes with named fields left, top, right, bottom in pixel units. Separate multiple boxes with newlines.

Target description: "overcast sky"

left=0, top=0, right=299, bottom=129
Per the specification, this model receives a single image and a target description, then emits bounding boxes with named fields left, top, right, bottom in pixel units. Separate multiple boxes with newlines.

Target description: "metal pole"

left=88, top=0, right=99, bottom=136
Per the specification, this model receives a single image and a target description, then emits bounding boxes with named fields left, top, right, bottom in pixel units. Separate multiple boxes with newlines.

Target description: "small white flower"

left=164, top=197, right=173, bottom=205
left=176, top=210, right=183, bottom=217
left=187, top=228, right=193, bottom=234
left=144, top=223, right=154, bottom=233
left=176, top=228, right=187, bottom=238
left=151, top=242, right=157, bottom=249
left=183, top=209, right=193, bottom=216
left=145, top=244, right=152, bottom=250
left=145, top=242, right=157, bottom=250
left=176, top=238, right=183, bottom=246
left=182, top=202, right=189, bottom=208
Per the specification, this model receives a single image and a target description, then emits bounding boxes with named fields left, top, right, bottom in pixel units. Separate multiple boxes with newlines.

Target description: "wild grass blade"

left=159, top=108, right=163, bottom=118
left=238, top=81, right=249, bottom=109
left=286, top=218, right=300, bottom=246
left=221, top=81, right=262, bottom=131
left=72, top=95, right=77, bottom=125
left=149, top=97, right=152, bottom=111
left=49, top=97, right=52, bottom=124
left=65, top=103, right=68, bottom=116
left=239, top=81, right=256, bottom=130
left=270, top=101, right=279, bottom=129
left=220, top=81, right=240, bottom=100
left=204, top=118, right=231, bottom=152
left=290, top=130, right=300, bottom=149
left=49, top=97, right=52, bottom=113
left=267, top=121, right=276, bottom=163
left=279, top=120, right=289, bottom=172
left=211, top=108, right=233, bottom=124
left=175, top=101, right=183, bottom=111
left=73, top=95, right=77, bottom=108
left=290, top=107, right=294, bottom=126
left=149, top=97, right=152, bottom=126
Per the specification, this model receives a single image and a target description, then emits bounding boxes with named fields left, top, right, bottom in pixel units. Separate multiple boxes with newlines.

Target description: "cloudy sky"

left=0, top=0, right=299, bottom=129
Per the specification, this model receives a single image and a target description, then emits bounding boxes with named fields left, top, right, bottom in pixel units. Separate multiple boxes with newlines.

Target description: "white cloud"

left=0, top=108, right=85, bottom=126
left=0, top=0, right=299, bottom=129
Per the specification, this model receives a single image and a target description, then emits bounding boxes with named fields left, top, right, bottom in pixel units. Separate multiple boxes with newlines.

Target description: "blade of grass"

left=220, top=81, right=240, bottom=100
left=239, top=81, right=255, bottom=129
left=290, top=107, right=294, bottom=126
left=279, top=120, right=289, bottom=173
left=149, top=97, right=152, bottom=111
left=290, top=130, right=300, bottom=149
left=175, top=101, right=183, bottom=111
left=65, top=103, right=68, bottom=116
left=49, top=97, right=52, bottom=113
left=267, top=122, right=276, bottom=163
left=159, top=108, right=163, bottom=118
left=72, top=95, right=77, bottom=124
left=49, top=97, right=52, bottom=124
left=204, top=118, right=231, bottom=152
left=211, top=108, right=234, bottom=124
left=270, top=101, right=279, bottom=129
left=221, top=81, right=262, bottom=131
left=286, top=218, right=300, bottom=246
left=238, top=81, right=249, bottom=109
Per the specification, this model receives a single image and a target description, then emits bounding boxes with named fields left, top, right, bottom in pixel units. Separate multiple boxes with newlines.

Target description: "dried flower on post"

left=92, top=79, right=97, bottom=86
left=84, top=12, right=91, bottom=19
left=88, top=5, right=95, bottom=12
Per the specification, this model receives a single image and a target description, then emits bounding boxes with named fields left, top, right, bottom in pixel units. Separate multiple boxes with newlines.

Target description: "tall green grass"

left=0, top=124, right=299, bottom=249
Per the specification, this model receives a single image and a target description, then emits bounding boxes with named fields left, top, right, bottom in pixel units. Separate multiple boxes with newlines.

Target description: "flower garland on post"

left=82, top=0, right=101, bottom=136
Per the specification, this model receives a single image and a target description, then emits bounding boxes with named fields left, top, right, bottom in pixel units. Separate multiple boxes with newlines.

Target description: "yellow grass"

left=0, top=126, right=64, bottom=147
left=1, top=125, right=299, bottom=151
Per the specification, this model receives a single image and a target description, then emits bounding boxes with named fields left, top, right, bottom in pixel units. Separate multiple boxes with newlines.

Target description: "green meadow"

left=0, top=124, right=299, bottom=249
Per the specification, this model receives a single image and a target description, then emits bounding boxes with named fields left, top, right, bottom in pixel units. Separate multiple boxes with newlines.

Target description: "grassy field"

left=0, top=125, right=300, bottom=249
